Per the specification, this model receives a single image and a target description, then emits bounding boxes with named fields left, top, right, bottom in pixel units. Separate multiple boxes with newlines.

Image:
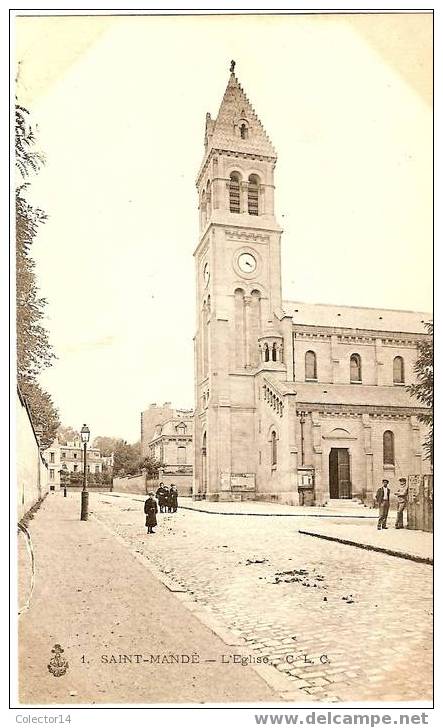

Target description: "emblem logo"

left=47, top=643, right=69, bottom=677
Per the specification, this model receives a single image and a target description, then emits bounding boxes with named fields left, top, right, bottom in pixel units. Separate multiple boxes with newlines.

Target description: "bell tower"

left=193, top=62, right=284, bottom=500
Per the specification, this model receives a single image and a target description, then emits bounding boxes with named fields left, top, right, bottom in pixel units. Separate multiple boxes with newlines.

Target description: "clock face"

left=203, top=261, right=210, bottom=286
left=238, top=252, right=257, bottom=273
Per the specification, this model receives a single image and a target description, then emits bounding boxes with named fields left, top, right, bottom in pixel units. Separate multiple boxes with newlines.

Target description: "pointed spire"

left=205, top=63, right=276, bottom=159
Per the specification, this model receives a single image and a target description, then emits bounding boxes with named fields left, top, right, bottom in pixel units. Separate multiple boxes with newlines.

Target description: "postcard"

left=12, top=9, right=433, bottom=715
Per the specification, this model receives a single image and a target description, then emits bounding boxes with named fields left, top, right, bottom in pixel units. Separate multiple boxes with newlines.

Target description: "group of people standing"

left=143, top=483, right=178, bottom=534
left=375, top=477, right=409, bottom=530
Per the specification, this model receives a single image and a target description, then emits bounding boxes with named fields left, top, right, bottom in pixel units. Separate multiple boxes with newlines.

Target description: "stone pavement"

left=17, top=492, right=278, bottom=705
left=112, top=493, right=432, bottom=561
left=93, top=492, right=433, bottom=704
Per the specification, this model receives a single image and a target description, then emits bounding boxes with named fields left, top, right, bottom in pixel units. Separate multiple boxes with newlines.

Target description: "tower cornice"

left=193, top=220, right=283, bottom=257
left=196, top=147, right=277, bottom=187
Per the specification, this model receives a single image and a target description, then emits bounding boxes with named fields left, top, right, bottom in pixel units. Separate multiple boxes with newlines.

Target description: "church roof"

left=205, top=65, right=276, bottom=160
left=282, top=300, right=431, bottom=335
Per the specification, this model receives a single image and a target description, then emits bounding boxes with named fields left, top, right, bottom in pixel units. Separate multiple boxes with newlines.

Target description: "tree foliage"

left=140, top=455, right=161, bottom=478
left=93, top=436, right=120, bottom=457
left=113, top=440, right=142, bottom=477
left=15, top=104, right=45, bottom=178
left=56, top=425, right=80, bottom=445
left=68, top=470, right=112, bottom=487
left=19, top=379, right=60, bottom=449
left=16, top=103, right=58, bottom=446
left=408, top=321, right=433, bottom=463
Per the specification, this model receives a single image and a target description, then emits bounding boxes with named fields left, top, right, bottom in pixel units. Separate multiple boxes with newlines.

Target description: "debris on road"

left=272, top=567, right=327, bottom=588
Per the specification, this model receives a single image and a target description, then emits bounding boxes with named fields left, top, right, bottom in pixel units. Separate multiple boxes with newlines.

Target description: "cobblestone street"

left=92, top=493, right=433, bottom=703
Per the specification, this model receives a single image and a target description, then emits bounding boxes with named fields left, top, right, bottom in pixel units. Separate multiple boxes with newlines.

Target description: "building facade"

left=193, top=67, right=430, bottom=505
left=141, top=403, right=194, bottom=494
left=44, top=438, right=103, bottom=488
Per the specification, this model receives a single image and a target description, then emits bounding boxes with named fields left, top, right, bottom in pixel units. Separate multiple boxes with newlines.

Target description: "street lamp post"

left=80, top=424, right=90, bottom=521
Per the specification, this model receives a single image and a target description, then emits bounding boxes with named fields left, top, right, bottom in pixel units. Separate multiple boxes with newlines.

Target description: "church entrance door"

left=329, top=448, right=351, bottom=499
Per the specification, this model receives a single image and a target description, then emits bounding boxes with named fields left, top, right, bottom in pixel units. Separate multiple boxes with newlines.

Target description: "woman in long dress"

left=144, top=491, right=158, bottom=534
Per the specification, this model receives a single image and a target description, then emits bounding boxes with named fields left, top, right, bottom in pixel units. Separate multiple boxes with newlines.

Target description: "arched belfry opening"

left=248, top=174, right=260, bottom=216
left=258, top=322, right=283, bottom=366
left=229, top=172, right=241, bottom=213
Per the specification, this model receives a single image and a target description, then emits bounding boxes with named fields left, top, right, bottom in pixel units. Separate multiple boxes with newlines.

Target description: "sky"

left=14, top=12, right=433, bottom=443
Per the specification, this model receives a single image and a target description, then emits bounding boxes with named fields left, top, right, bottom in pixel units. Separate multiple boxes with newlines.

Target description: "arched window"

left=240, top=123, right=248, bottom=139
left=272, top=343, right=277, bottom=362
left=350, top=353, right=362, bottom=382
left=271, top=430, right=277, bottom=466
left=229, top=172, right=241, bottom=213
left=248, top=174, right=259, bottom=216
left=305, top=350, right=317, bottom=380
left=264, top=343, right=269, bottom=362
left=200, top=190, right=207, bottom=226
left=383, top=430, right=395, bottom=465
left=206, top=180, right=211, bottom=211
left=393, top=356, right=405, bottom=384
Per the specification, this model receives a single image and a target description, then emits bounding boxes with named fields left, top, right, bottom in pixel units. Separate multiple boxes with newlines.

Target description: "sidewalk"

left=299, top=520, right=433, bottom=564
left=17, top=492, right=279, bottom=705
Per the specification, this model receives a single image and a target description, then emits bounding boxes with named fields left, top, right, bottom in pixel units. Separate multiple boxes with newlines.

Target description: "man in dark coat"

left=395, top=477, right=408, bottom=529
left=166, top=486, right=173, bottom=513
left=144, top=491, right=158, bottom=534
left=156, top=482, right=167, bottom=513
left=375, top=479, right=390, bottom=530
left=169, top=484, right=178, bottom=513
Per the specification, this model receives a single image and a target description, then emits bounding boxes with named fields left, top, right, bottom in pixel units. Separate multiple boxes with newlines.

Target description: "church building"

left=193, top=65, right=430, bottom=506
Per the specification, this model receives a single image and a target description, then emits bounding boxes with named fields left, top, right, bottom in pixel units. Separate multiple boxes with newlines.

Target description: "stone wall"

left=113, top=472, right=192, bottom=497
left=158, top=471, right=193, bottom=496
left=17, top=390, right=49, bottom=520
left=112, top=474, right=151, bottom=495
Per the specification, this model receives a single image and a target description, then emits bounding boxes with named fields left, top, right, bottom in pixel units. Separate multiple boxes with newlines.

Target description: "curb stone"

left=298, top=529, right=433, bottom=565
